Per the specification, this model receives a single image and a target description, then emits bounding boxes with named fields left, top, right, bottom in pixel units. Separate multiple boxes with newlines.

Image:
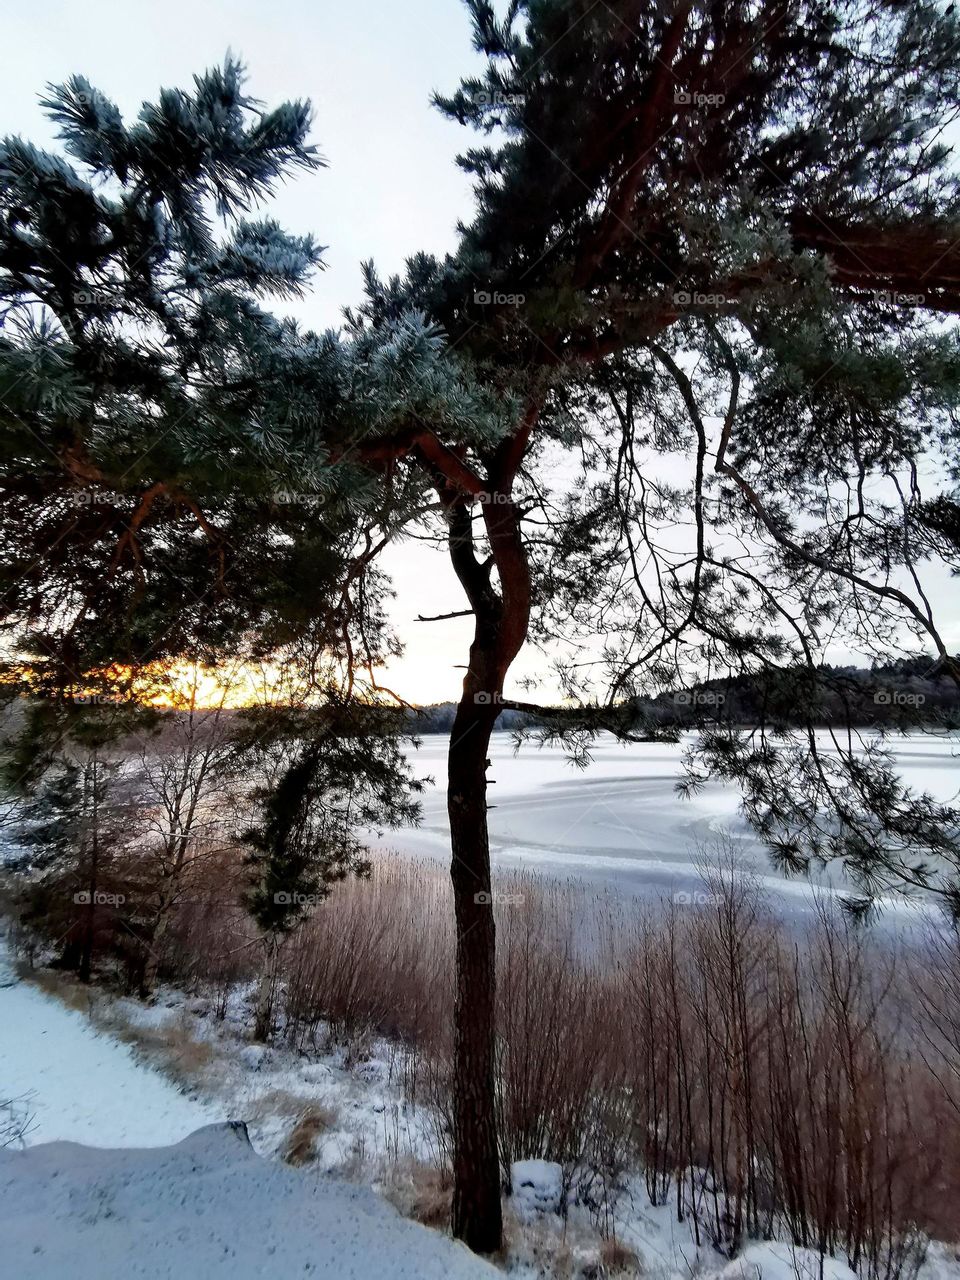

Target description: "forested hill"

left=410, top=657, right=960, bottom=734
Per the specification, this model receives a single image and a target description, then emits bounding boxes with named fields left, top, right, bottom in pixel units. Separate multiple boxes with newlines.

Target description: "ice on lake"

left=378, top=730, right=959, bottom=928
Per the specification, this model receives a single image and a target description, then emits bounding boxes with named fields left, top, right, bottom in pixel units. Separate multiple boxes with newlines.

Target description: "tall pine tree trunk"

left=444, top=432, right=533, bottom=1253
left=448, top=685, right=502, bottom=1252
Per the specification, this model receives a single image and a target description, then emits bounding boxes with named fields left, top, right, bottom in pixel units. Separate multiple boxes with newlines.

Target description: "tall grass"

left=285, top=857, right=960, bottom=1277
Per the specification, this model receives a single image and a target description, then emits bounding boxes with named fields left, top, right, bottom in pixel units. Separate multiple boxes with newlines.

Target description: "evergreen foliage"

left=0, top=58, right=365, bottom=688
left=240, top=702, right=423, bottom=938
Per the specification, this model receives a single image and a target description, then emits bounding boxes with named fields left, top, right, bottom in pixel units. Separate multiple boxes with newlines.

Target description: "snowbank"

left=0, top=1121, right=499, bottom=1280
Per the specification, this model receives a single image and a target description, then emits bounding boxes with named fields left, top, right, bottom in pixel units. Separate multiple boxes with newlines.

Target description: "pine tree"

left=331, top=1, right=960, bottom=1249
left=18, top=746, right=124, bottom=979
left=240, top=700, right=423, bottom=1041
left=0, top=60, right=413, bottom=1001
left=0, top=58, right=364, bottom=692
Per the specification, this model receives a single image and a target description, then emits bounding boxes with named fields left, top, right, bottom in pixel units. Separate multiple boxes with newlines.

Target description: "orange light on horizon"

left=134, top=659, right=318, bottom=710
left=5, top=655, right=455, bottom=711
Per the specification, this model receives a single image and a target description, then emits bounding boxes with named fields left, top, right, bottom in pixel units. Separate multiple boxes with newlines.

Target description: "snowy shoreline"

left=3, top=925, right=960, bottom=1280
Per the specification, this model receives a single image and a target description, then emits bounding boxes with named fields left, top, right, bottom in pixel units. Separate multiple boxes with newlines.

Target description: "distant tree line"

left=410, top=656, right=960, bottom=734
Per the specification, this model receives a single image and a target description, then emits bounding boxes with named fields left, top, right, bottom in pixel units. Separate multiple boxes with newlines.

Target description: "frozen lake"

left=377, top=730, right=960, bottom=927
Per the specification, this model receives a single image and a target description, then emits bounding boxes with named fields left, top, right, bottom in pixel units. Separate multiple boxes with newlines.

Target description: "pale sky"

left=4, top=4, right=958, bottom=703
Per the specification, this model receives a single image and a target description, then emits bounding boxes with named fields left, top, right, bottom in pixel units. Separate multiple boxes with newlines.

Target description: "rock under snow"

left=0, top=1122, right=500, bottom=1280
left=511, top=1157, right=564, bottom=1216
left=236, top=1042, right=272, bottom=1072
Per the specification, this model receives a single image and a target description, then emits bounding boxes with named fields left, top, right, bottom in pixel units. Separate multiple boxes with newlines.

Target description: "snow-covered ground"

left=0, top=953, right=869, bottom=1280
left=1, top=1123, right=499, bottom=1280
left=0, top=930, right=438, bottom=1169
left=0, top=934, right=492, bottom=1278
left=0, top=943, right=224, bottom=1147
left=3, top=929, right=960, bottom=1280
left=381, top=730, right=959, bottom=925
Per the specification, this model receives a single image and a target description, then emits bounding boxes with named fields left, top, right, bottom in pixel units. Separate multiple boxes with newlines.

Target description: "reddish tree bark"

left=441, top=425, right=534, bottom=1252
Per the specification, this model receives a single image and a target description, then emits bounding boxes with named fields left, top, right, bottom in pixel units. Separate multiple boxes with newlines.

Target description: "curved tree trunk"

left=444, top=424, right=534, bottom=1253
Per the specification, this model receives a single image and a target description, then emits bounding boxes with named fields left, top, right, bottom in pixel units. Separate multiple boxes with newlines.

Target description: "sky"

left=3, top=3, right=958, bottom=705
